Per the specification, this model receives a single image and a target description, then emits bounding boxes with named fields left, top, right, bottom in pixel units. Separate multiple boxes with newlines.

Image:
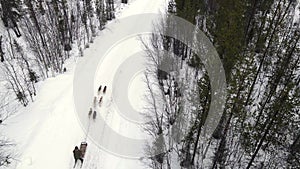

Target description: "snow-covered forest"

left=0, top=0, right=299, bottom=169
left=0, top=0, right=115, bottom=108
left=143, top=0, right=300, bottom=168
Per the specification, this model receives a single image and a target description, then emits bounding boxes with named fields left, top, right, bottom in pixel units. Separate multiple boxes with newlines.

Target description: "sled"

left=80, top=142, right=88, bottom=158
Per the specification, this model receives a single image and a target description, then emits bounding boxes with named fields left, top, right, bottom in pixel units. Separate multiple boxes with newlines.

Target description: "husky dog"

left=97, top=85, right=102, bottom=95
left=92, top=111, right=97, bottom=120
left=88, top=108, right=92, bottom=118
left=93, top=96, right=97, bottom=108
left=99, top=96, right=103, bottom=106
left=103, top=86, right=107, bottom=94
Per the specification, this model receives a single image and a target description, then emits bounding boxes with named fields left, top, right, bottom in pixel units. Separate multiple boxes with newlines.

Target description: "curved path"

left=73, top=0, right=167, bottom=168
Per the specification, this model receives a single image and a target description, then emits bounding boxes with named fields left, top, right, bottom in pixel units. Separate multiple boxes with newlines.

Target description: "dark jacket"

left=73, top=148, right=82, bottom=159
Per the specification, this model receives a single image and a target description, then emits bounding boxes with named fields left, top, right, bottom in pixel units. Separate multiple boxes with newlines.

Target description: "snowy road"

left=2, top=0, right=167, bottom=169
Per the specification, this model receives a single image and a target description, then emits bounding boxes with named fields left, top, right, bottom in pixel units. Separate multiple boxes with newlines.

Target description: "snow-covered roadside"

left=1, top=0, right=167, bottom=169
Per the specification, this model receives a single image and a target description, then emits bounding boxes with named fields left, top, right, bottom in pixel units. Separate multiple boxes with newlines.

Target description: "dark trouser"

left=73, top=158, right=83, bottom=168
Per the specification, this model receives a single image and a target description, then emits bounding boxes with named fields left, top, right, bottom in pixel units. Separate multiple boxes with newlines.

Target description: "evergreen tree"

left=0, top=0, right=22, bottom=37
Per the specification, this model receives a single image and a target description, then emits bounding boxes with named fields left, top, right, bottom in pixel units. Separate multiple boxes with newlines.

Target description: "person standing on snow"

left=73, top=146, right=83, bottom=168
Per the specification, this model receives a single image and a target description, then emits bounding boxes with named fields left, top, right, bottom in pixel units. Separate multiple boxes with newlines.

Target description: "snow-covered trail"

left=74, top=0, right=167, bottom=168
left=2, top=0, right=167, bottom=169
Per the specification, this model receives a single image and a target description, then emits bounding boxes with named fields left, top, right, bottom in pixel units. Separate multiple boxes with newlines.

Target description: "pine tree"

left=0, top=0, right=22, bottom=37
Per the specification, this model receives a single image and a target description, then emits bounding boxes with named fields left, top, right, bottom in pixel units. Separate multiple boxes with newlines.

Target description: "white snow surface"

left=1, top=0, right=168, bottom=169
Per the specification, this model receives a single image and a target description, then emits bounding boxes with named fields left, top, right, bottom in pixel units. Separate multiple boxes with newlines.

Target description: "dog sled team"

left=72, top=85, right=107, bottom=168
left=89, top=85, right=107, bottom=120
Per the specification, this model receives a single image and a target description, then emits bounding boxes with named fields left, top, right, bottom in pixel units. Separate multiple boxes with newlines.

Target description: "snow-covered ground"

left=1, top=0, right=167, bottom=169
